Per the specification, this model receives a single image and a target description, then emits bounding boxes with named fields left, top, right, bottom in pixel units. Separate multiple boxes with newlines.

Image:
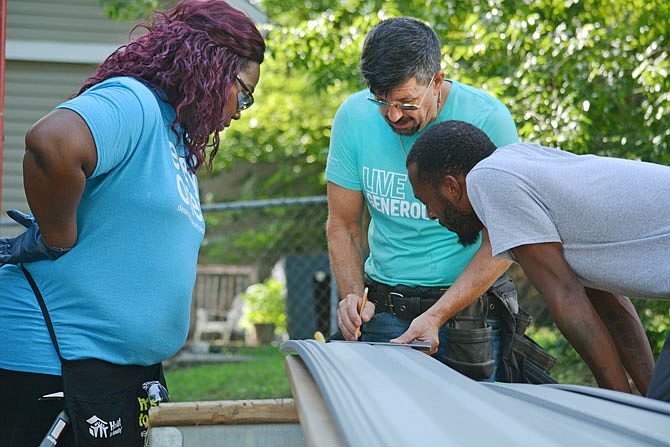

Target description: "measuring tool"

left=332, top=340, right=432, bottom=351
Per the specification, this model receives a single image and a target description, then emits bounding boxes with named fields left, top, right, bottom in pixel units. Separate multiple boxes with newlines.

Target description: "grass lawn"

left=164, top=329, right=604, bottom=403
left=165, top=345, right=293, bottom=402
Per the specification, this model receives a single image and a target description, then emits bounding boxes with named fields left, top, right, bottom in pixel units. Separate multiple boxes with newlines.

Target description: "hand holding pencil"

left=355, top=286, right=369, bottom=339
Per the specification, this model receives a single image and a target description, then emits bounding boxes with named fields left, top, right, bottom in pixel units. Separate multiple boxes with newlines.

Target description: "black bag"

left=60, top=359, right=165, bottom=445
left=21, top=264, right=168, bottom=446
left=441, top=296, right=495, bottom=381
left=487, top=278, right=557, bottom=384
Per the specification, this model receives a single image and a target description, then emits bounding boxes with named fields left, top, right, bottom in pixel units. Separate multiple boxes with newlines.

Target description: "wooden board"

left=284, top=354, right=344, bottom=447
left=149, top=398, right=298, bottom=427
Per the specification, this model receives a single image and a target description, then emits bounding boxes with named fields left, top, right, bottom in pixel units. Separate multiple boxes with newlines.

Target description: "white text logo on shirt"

left=363, top=167, right=431, bottom=220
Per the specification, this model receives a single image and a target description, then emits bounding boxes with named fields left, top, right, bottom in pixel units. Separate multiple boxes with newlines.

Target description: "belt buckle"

left=387, top=292, right=403, bottom=314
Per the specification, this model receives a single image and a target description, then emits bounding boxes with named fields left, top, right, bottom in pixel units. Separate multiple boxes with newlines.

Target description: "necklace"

left=397, top=84, right=443, bottom=157
left=398, top=134, right=408, bottom=156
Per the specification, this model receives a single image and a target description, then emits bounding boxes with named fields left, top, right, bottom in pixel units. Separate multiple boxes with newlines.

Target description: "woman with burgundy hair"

left=0, top=1, right=265, bottom=445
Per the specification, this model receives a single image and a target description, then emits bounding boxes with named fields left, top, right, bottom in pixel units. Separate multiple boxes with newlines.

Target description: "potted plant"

left=240, top=278, right=287, bottom=345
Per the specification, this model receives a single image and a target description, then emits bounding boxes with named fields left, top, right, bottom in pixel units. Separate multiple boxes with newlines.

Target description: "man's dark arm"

left=511, top=242, right=631, bottom=392
left=584, top=288, right=654, bottom=395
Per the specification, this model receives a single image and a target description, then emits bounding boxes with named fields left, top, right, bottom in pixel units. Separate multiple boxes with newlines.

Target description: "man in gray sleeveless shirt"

left=400, top=119, right=669, bottom=402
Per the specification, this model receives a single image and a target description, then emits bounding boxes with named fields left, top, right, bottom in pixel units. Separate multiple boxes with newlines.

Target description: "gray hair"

left=360, top=17, right=441, bottom=96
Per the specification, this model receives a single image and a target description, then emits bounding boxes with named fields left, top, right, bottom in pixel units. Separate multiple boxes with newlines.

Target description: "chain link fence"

left=196, top=196, right=336, bottom=343
left=194, top=195, right=556, bottom=346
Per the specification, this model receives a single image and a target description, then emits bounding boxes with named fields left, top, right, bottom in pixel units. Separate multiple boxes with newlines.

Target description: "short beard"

left=455, top=223, right=483, bottom=247
left=437, top=194, right=483, bottom=247
left=386, top=116, right=420, bottom=136
left=391, top=124, right=419, bottom=136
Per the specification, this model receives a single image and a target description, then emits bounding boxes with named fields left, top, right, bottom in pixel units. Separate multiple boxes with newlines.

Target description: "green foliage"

left=528, top=306, right=669, bottom=390
left=213, top=72, right=338, bottom=198
left=100, top=0, right=159, bottom=21
left=240, top=278, right=288, bottom=331
left=214, top=0, right=669, bottom=199
left=100, top=0, right=669, bottom=191
left=634, top=299, right=670, bottom=353
left=527, top=325, right=597, bottom=387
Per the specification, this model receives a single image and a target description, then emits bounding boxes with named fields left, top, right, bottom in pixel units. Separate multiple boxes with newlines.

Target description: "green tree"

left=99, top=0, right=159, bottom=21
left=249, top=0, right=669, bottom=177
left=103, top=0, right=668, bottom=193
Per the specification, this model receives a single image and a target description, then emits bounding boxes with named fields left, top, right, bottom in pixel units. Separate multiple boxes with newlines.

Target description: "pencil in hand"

left=355, top=286, right=368, bottom=339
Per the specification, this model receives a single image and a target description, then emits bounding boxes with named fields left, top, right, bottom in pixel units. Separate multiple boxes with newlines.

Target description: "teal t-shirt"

left=326, top=80, right=518, bottom=287
left=0, top=77, right=205, bottom=375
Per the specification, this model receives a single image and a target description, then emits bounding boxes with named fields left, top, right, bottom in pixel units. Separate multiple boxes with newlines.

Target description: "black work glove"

left=0, top=210, right=71, bottom=264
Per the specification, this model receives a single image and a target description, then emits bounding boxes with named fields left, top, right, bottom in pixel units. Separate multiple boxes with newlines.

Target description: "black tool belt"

left=364, top=275, right=511, bottom=322
left=365, top=277, right=449, bottom=321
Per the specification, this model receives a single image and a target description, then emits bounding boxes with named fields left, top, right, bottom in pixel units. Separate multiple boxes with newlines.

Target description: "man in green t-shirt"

left=325, top=17, right=521, bottom=381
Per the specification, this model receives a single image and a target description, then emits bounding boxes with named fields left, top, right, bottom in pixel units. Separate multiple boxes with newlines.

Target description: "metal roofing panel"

left=281, top=340, right=670, bottom=447
left=484, top=382, right=670, bottom=442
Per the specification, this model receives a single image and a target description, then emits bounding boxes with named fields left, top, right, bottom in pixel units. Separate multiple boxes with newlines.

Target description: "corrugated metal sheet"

left=281, top=339, right=670, bottom=447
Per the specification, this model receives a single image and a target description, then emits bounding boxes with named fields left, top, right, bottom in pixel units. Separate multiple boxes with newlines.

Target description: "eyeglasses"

left=236, top=75, right=254, bottom=111
left=366, top=77, right=435, bottom=111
